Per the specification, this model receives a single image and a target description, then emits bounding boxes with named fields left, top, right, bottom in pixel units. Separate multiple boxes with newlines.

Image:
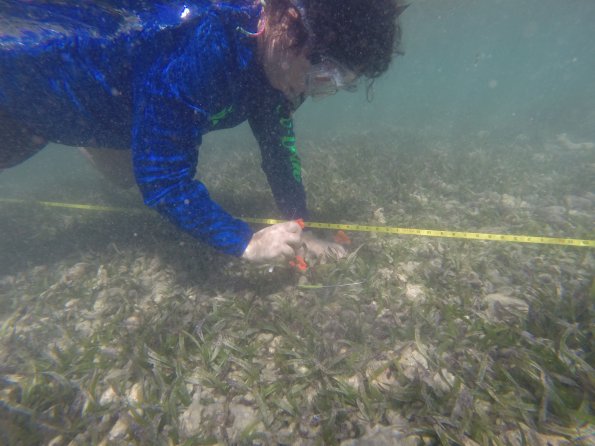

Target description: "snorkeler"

left=0, top=0, right=406, bottom=263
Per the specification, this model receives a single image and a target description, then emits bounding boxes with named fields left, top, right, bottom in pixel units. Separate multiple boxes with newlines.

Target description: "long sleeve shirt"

left=0, top=0, right=308, bottom=256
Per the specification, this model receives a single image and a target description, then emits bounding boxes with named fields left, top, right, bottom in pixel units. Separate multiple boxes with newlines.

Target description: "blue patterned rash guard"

left=0, top=0, right=308, bottom=256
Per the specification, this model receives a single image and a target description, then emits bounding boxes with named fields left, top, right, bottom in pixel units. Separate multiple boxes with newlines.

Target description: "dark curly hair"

left=265, top=0, right=406, bottom=79
left=303, top=0, right=406, bottom=78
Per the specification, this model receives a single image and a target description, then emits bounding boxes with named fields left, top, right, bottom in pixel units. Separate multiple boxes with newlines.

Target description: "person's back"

left=0, top=0, right=222, bottom=149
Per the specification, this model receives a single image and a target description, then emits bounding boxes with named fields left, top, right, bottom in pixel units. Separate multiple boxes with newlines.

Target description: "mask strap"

left=236, top=0, right=266, bottom=37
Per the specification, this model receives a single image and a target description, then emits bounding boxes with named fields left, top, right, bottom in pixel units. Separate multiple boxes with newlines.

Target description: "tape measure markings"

left=1, top=198, right=593, bottom=248
left=242, top=219, right=593, bottom=247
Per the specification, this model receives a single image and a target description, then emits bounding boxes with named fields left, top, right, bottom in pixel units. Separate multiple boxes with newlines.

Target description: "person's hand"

left=241, top=221, right=303, bottom=263
left=300, top=231, right=348, bottom=262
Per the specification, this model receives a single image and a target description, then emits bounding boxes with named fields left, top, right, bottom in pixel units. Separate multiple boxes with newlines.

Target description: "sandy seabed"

left=1, top=130, right=593, bottom=445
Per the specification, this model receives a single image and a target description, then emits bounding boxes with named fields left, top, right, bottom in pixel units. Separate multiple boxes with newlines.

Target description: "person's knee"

left=80, top=147, right=136, bottom=189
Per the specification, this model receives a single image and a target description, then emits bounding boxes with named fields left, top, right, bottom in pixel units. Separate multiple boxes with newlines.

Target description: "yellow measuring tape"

left=1, top=198, right=594, bottom=248
left=243, top=218, right=594, bottom=248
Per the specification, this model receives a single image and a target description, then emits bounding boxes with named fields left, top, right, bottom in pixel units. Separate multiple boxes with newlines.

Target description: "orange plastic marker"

left=289, top=219, right=307, bottom=271
left=334, top=230, right=351, bottom=245
left=289, top=255, right=308, bottom=272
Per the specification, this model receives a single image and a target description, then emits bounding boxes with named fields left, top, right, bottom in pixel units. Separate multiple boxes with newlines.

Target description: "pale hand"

left=241, top=221, right=303, bottom=263
left=301, top=231, right=348, bottom=262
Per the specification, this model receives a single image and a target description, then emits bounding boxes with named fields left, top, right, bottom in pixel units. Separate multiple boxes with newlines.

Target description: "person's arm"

left=248, top=95, right=308, bottom=221
left=131, top=72, right=253, bottom=256
left=249, top=94, right=348, bottom=262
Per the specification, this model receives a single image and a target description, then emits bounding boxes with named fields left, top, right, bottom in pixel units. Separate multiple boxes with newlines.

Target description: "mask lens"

left=306, top=68, right=339, bottom=98
left=305, top=57, right=358, bottom=99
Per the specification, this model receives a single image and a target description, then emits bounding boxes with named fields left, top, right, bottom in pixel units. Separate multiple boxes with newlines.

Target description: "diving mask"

left=288, top=0, right=360, bottom=99
left=304, top=55, right=359, bottom=99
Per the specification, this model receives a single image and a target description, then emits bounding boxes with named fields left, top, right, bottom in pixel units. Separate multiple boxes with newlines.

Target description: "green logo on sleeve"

left=281, top=135, right=302, bottom=182
left=279, top=115, right=302, bottom=182
left=209, top=105, right=234, bottom=127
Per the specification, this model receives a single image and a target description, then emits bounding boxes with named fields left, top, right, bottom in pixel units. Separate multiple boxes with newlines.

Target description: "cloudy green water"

left=299, top=0, right=595, bottom=142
